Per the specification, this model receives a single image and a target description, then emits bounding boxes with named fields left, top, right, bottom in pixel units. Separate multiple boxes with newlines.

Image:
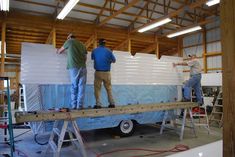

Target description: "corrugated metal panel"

left=4, top=72, right=15, bottom=77
left=207, top=56, right=222, bottom=69
left=207, top=41, right=221, bottom=52
left=201, top=73, right=222, bottom=86
left=206, top=18, right=220, bottom=29
left=11, top=1, right=54, bottom=14
left=207, top=28, right=221, bottom=42
left=183, top=33, right=203, bottom=47
left=21, top=43, right=184, bottom=85
left=183, top=46, right=203, bottom=57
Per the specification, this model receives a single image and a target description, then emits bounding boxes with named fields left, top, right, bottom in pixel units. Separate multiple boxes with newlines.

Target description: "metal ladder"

left=209, top=91, right=223, bottom=127
left=42, top=118, right=87, bottom=157
left=160, top=108, right=197, bottom=141
left=0, top=77, right=15, bottom=157
left=191, top=88, right=210, bottom=133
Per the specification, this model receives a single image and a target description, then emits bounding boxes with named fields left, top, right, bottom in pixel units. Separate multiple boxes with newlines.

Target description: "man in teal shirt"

left=57, top=33, right=87, bottom=109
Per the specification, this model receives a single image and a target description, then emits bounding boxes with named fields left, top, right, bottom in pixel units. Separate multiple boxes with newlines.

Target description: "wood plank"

left=203, top=28, right=207, bottom=73
left=1, top=22, right=6, bottom=74
left=98, top=0, right=140, bottom=27
left=221, top=0, right=235, bottom=156
left=15, top=102, right=197, bottom=123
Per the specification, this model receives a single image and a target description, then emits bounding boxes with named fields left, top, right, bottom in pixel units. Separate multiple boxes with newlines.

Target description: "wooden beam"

left=177, top=37, right=183, bottom=57
left=85, top=34, right=95, bottom=49
left=93, top=31, right=97, bottom=49
left=45, top=27, right=56, bottom=48
left=1, top=22, right=6, bottom=75
left=132, top=0, right=208, bottom=33
left=113, top=39, right=128, bottom=50
left=95, top=0, right=108, bottom=23
left=155, top=35, right=159, bottom=59
left=205, top=52, right=222, bottom=57
left=203, top=28, right=207, bottom=73
left=52, top=27, right=56, bottom=48
left=128, top=33, right=131, bottom=54
left=128, top=1, right=150, bottom=28
left=98, top=0, right=140, bottom=27
left=140, top=43, right=158, bottom=53
left=15, top=102, right=197, bottom=123
left=221, top=0, right=235, bottom=155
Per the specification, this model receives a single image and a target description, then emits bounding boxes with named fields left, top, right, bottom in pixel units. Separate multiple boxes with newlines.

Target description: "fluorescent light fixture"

left=0, top=0, right=9, bottom=11
left=167, top=26, right=202, bottom=38
left=57, top=0, right=79, bottom=20
left=138, top=18, right=172, bottom=33
left=206, top=0, right=220, bottom=6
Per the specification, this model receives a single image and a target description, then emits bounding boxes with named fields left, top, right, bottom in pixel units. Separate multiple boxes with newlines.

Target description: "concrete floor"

left=6, top=123, right=222, bottom=157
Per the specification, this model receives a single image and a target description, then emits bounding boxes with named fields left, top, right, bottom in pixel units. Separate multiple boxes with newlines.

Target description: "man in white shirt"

left=173, top=54, right=203, bottom=105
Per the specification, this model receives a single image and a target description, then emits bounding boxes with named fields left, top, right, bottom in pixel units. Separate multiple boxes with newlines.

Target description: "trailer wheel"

left=116, top=120, right=135, bottom=137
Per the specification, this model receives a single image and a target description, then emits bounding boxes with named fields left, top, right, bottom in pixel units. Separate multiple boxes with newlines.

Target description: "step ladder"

left=42, top=118, right=87, bottom=157
left=160, top=107, right=197, bottom=141
left=209, top=91, right=223, bottom=127
left=191, top=89, right=210, bottom=133
left=0, top=77, right=15, bottom=157
left=192, top=105, right=210, bottom=133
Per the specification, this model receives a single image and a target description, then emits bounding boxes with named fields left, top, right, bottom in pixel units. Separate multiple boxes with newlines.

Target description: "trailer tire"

left=116, top=120, right=135, bottom=137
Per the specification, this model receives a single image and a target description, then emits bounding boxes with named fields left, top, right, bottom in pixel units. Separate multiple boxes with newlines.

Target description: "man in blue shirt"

left=91, top=39, right=116, bottom=109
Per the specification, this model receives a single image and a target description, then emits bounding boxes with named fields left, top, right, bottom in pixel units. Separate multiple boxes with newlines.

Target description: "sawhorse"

left=42, top=118, right=87, bottom=157
left=160, top=107, right=197, bottom=140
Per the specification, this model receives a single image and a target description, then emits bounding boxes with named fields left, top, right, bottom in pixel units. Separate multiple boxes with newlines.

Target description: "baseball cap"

left=188, top=54, right=196, bottom=57
left=67, top=33, right=75, bottom=39
left=99, top=38, right=106, bottom=45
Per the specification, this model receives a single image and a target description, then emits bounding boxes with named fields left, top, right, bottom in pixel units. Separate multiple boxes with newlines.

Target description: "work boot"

left=181, top=97, right=191, bottom=102
left=108, top=104, right=115, bottom=108
left=93, top=105, right=102, bottom=109
left=77, top=105, right=84, bottom=110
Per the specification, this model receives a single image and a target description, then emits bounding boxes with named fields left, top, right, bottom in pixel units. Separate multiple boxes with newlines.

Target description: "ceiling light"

left=0, top=0, right=9, bottom=11
left=57, top=0, right=79, bottom=20
left=167, top=26, right=202, bottom=38
left=138, top=18, right=172, bottom=33
left=206, top=0, right=220, bottom=6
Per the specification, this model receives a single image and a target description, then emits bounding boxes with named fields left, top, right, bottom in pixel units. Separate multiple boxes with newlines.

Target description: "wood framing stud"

left=46, top=27, right=56, bottom=47
left=155, top=35, right=159, bottom=59
left=203, top=28, right=207, bottom=73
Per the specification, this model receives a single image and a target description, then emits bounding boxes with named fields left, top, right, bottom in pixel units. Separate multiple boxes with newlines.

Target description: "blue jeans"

left=183, top=74, right=203, bottom=104
left=69, top=67, right=87, bottom=109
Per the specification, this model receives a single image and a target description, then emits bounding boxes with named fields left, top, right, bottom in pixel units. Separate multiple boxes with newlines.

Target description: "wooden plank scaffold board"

left=15, top=102, right=197, bottom=157
left=15, top=102, right=197, bottom=123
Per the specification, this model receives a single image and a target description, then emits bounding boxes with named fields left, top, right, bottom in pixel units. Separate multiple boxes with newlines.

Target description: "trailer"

left=20, top=43, right=185, bottom=136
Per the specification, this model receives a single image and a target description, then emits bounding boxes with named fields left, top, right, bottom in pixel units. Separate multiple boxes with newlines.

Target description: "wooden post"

left=52, top=27, right=56, bottom=48
left=177, top=37, right=183, bottom=57
left=1, top=22, right=6, bottom=75
left=93, top=31, right=97, bottom=49
left=221, top=0, right=235, bottom=156
left=203, top=28, right=207, bottom=73
left=155, top=35, right=159, bottom=59
left=128, top=33, right=131, bottom=54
